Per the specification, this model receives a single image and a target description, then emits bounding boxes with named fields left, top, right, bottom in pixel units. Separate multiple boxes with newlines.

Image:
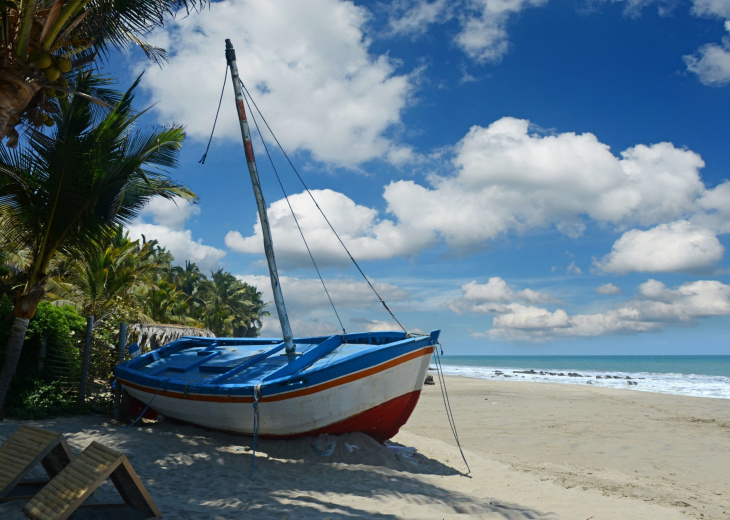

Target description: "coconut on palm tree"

left=0, top=0, right=206, bottom=145
left=0, top=71, right=197, bottom=417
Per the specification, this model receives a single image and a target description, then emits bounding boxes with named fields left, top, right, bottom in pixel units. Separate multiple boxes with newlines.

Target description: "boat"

left=113, top=40, right=439, bottom=443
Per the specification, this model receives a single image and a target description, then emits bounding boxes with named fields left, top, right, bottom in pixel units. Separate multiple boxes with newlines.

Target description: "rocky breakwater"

left=507, top=369, right=641, bottom=386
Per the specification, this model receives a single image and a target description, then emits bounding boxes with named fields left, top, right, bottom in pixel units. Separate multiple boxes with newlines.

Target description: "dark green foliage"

left=27, top=301, right=86, bottom=346
left=0, top=299, right=86, bottom=418
left=6, top=380, right=79, bottom=420
left=1, top=254, right=270, bottom=420
left=0, top=70, right=199, bottom=416
left=91, top=299, right=141, bottom=378
left=197, top=269, right=267, bottom=337
left=0, top=294, right=12, bottom=345
left=3, top=301, right=85, bottom=378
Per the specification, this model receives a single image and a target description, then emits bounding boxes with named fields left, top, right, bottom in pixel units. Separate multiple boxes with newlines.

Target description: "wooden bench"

left=0, top=425, right=74, bottom=502
left=23, top=440, right=161, bottom=520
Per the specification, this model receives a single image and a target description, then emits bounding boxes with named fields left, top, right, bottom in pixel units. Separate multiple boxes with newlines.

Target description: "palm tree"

left=0, top=71, right=197, bottom=417
left=169, top=260, right=204, bottom=298
left=141, top=279, right=196, bottom=325
left=0, top=234, right=26, bottom=300
left=198, top=269, right=258, bottom=337
left=234, top=284, right=268, bottom=337
left=0, top=0, right=206, bottom=144
left=165, top=260, right=205, bottom=319
left=47, top=228, right=164, bottom=322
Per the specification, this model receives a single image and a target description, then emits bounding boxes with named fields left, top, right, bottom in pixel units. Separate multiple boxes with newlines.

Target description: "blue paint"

left=115, top=331, right=438, bottom=399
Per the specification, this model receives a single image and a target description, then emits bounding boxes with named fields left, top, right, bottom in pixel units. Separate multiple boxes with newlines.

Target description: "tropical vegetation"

left=0, top=69, right=199, bottom=417
left=0, top=233, right=269, bottom=418
left=0, top=296, right=86, bottom=418
left=46, top=232, right=269, bottom=337
left=0, top=0, right=207, bottom=144
left=0, top=0, right=269, bottom=420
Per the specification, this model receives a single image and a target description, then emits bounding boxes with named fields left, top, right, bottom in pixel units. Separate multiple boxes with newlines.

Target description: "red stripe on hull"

left=128, top=389, right=424, bottom=443
left=264, top=389, right=424, bottom=443
left=118, top=346, right=434, bottom=404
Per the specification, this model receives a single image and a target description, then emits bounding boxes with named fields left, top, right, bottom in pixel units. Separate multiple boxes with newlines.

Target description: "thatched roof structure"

left=129, top=323, right=216, bottom=351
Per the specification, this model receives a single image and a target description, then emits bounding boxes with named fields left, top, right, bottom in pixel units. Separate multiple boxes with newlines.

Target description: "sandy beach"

left=1, top=376, right=728, bottom=519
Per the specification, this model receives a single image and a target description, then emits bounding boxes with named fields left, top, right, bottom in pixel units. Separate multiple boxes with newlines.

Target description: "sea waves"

left=437, top=363, right=730, bottom=399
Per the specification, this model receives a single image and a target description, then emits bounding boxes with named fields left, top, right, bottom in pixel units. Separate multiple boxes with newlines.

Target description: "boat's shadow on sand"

left=144, top=420, right=553, bottom=519
left=255, top=431, right=464, bottom=476
left=1, top=417, right=554, bottom=520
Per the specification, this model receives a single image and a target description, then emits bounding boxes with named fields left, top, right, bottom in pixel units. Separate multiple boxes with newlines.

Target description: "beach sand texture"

left=0, top=376, right=727, bottom=519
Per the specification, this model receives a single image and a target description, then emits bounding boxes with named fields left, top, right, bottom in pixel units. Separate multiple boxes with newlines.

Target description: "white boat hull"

left=121, top=346, right=433, bottom=441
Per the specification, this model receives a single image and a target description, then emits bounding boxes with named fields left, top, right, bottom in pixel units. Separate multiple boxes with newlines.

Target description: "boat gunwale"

left=115, top=337, right=436, bottom=402
left=120, top=330, right=418, bottom=377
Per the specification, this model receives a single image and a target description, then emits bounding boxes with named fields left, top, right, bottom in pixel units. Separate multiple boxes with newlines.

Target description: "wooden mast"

left=225, top=39, right=295, bottom=354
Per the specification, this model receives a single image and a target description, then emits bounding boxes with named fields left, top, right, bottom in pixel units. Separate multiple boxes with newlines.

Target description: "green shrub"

left=0, top=299, right=86, bottom=418
left=27, top=301, right=86, bottom=346
left=6, top=379, right=78, bottom=419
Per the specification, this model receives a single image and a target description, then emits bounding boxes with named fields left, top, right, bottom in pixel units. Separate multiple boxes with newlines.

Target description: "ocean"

left=437, top=355, right=730, bottom=399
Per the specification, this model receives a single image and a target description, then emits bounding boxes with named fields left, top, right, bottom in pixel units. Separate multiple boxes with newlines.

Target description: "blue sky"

left=113, top=0, right=729, bottom=354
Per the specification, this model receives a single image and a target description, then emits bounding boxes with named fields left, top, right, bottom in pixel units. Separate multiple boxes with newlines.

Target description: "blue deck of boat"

left=135, top=340, right=378, bottom=386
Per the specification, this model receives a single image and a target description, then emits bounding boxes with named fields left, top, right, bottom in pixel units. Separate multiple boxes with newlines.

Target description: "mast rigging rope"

left=199, top=63, right=229, bottom=165
left=199, top=63, right=408, bottom=334
left=238, top=77, right=347, bottom=337
left=433, top=344, right=471, bottom=474
left=236, top=78, right=408, bottom=334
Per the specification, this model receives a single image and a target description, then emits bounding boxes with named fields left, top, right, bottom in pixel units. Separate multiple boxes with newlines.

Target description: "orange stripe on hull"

left=118, top=346, right=434, bottom=404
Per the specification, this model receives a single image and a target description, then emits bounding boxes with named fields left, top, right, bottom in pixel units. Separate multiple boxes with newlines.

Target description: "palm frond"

left=0, top=70, right=197, bottom=287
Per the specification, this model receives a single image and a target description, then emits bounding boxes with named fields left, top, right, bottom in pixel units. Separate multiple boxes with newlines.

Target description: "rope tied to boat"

left=433, top=343, right=471, bottom=475
left=249, top=381, right=264, bottom=479
left=123, top=380, right=167, bottom=429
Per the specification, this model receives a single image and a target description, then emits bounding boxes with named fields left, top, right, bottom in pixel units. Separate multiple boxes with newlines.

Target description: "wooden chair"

left=23, top=440, right=161, bottom=520
left=0, top=425, right=74, bottom=502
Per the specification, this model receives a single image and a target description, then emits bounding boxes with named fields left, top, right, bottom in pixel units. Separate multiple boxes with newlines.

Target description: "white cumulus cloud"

left=596, top=283, right=622, bottom=295
left=386, top=0, right=547, bottom=63
left=225, top=117, right=725, bottom=270
left=460, top=278, right=730, bottom=341
left=446, top=277, right=558, bottom=314
left=684, top=23, right=730, bottom=86
left=225, top=189, right=435, bottom=267
left=383, top=117, right=707, bottom=251
left=386, top=0, right=452, bottom=36
left=693, top=180, right=730, bottom=233
left=455, top=0, right=548, bottom=62
left=594, top=221, right=725, bottom=274
left=127, top=197, right=226, bottom=272
left=138, top=0, right=416, bottom=167
left=692, top=0, right=730, bottom=19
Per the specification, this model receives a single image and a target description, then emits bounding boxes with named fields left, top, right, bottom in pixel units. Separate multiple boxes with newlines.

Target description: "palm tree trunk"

left=0, top=316, right=30, bottom=419
left=0, top=278, right=46, bottom=419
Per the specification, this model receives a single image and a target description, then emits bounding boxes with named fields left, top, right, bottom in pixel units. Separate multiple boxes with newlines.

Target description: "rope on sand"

left=433, top=344, right=471, bottom=474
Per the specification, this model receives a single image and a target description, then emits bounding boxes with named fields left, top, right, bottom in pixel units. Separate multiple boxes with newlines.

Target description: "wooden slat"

left=23, top=441, right=161, bottom=520
left=0, top=425, right=73, bottom=501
